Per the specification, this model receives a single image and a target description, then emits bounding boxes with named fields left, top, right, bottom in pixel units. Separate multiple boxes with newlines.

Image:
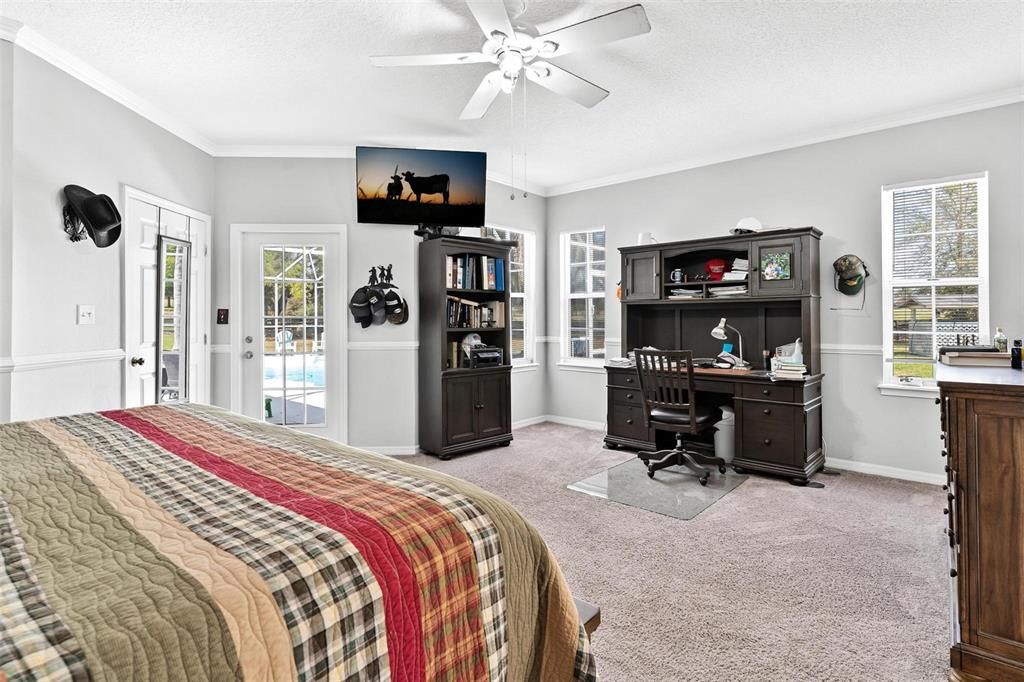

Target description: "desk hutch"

left=605, top=227, right=825, bottom=484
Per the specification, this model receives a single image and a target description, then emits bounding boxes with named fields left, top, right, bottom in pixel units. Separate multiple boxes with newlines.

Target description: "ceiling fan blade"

left=526, top=61, right=609, bottom=108
left=466, top=0, right=515, bottom=41
left=460, top=71, right=503, bottom=120
left=532, top=4, right=651, bottom=58
left=370, top=52, right=492, bottom=67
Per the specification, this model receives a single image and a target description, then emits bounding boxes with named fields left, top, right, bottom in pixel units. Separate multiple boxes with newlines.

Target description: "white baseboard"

left=512, top=415, right=549, bottom=429
left=539, top=415, right=605, bottom=431
left=362, top=444, right=420, bottom=456
left=825, top=457, right=944, bottom=486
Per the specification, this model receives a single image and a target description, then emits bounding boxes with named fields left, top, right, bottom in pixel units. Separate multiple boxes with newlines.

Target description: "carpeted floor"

left=405, top=422, right=949, bottom=682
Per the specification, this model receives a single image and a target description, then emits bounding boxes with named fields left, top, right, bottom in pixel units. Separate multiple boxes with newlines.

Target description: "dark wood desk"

left=605, top=365, right=824, bottom=484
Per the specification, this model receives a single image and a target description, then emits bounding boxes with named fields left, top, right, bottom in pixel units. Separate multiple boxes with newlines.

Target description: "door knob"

left=245, top=335, right=254, bottom=344
left=243, top=351, right=254, bottom=359
left=130, top=356, right=145, bottom=367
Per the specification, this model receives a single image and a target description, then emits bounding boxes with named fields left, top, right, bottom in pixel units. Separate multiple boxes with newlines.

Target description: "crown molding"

left=10, top=25, right=217, bottom=155
left=545, top=87, right=1024, bottom=196
left=0, top=18, right=23, bottom=43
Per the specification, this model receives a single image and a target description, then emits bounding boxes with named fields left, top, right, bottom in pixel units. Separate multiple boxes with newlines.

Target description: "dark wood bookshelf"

left=419, top=237, right=513, bottom=459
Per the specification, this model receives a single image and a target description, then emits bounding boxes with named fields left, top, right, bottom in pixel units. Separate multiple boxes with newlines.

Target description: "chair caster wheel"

left=718, top=464, right=727, bottom=474
left=647, top=468, right=655, bottom=479
left=733, top=466, right=746, bottom=474
left=699, top=474, right=709, bottom=486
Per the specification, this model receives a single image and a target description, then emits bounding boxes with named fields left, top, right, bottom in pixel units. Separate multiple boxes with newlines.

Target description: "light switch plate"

left=77, top=304, right=96, bottom=325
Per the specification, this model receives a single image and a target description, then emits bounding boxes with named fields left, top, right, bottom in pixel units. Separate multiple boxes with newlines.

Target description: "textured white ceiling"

left=3, top=0, right=1022, bottom=194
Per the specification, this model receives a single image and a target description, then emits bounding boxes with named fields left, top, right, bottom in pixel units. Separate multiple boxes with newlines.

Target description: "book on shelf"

left=446, top=295, right=505, bottom=329
left=446, top=253, right=505, bottom=291
left=668, top=288, right=703, bottom=300
left=721, top=271, right=749, bottom=281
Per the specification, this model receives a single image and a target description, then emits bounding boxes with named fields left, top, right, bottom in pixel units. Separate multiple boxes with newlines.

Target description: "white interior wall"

left=544, top=103, right=1024, bottom=481
left=210, top=158, right=549, bottom=452
left=7, top=47, right=215, bottom=421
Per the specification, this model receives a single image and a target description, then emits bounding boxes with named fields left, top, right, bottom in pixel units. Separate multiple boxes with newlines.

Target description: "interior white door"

left=122, top=197, right=161, bottom=407
left=241, top=231, right=343, bottom=440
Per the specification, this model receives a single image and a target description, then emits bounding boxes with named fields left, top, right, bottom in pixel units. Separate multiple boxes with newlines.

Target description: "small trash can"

left=714, top=406, right=736, bottom=463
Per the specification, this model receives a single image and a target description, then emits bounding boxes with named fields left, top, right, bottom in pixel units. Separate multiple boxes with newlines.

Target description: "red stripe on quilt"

left=102, top=409, right=424, bottom=682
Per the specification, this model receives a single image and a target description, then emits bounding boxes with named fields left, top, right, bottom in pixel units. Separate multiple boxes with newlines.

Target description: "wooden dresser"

left=938, top=365, right=1024, bottom=681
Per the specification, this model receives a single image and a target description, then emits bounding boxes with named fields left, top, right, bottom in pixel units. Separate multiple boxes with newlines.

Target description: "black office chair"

left=634, top=349, right=727, bottom=486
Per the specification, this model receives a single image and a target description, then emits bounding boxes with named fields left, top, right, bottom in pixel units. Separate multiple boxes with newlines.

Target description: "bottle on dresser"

left=1012, top=340, right=1022, bottom=370
left=994, top=327, right=1008, bottom=352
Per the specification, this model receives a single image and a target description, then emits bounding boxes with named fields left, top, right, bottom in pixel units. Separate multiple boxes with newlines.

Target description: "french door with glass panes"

left=240, top=231, right=344, bottom=441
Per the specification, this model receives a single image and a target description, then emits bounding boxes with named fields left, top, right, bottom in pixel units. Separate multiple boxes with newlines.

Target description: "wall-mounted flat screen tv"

left=356, top=146, right=487, bottom=227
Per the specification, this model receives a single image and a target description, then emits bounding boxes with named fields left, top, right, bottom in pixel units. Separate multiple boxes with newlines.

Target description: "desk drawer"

left=738, top=403, right=801, bottom=466
left=607, top=369, right=639, bottom=389
left=607, top=403, right=648, bottom=441
left=737, top=382, right=800, bottom=403
left=609, top=387, right=642, bottom=406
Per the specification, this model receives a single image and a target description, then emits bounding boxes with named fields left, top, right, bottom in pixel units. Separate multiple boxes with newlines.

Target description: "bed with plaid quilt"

left=0, top=403, right=596, bottom=681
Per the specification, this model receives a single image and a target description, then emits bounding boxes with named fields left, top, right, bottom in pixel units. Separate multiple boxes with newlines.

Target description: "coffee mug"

left=670, top=268, right=683, bottom=283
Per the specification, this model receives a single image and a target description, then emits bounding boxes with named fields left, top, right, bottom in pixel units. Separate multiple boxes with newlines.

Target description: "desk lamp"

left=710, top=318, right=749, bottom=368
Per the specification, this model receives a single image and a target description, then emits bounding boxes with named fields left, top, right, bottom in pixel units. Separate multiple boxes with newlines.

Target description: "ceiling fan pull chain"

left=522, top=78, right=528, bottom=198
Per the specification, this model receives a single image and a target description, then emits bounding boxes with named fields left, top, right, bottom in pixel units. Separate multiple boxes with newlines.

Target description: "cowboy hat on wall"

left=62, top=184, right=122, bottom=248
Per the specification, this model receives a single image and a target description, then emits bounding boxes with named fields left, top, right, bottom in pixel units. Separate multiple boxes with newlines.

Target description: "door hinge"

left=203, top=333, right=208, bottom=344
left=204, top=245, right=208, bottom=256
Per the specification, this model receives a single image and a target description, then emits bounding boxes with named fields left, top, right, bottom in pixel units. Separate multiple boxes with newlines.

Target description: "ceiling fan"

left=370, top=1, right=651, bottom=120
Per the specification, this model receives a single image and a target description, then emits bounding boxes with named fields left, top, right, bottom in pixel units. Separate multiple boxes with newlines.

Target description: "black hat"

left=366, top=286, right=387, bottom=326
left=348, top=286, right=374, bottom=328
left=63, top=185, right=121, bottom=248
left=384, top=289, right=409, bottom=325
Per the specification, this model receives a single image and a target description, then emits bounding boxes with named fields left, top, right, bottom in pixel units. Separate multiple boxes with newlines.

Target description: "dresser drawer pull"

left=943, top=508, right=950, bottom=515
left=762, top=389, right=771, bottom=396
left=625, top=418, right=634, bottom=425
left=626, top=393, right=634, bottom=399
left=625, top=377, right=634, bottom=384
left=763, top=438, right=772, bottom=446
left=941, top=450, right=948, bottom=458
left=762, top=408, right=771, bottom=415
left=942, top=484, right=948, bottom=491
left=950, top=568, right=958, bottom=578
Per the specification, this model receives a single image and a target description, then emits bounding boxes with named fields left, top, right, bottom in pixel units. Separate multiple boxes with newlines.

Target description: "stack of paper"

left=723, top=258, right=749, bottom=281
left=773, top=362, right=807, bottom=380
left=668, top=288, right=703, bottom=300
left=709, top=285, right=748, bottom=297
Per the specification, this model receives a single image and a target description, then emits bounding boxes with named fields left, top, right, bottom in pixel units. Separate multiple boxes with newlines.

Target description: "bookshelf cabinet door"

left=476, top=371, right=510, bottom=439
left=443, top=375, right=478, bottom=446
left=623, top=251, right=661, bottom=300
left=751, top=237, right=803, bottom=297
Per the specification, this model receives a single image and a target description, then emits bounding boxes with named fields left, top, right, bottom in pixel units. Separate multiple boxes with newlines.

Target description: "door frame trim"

left=121, top=185, right=212, bottom=406
left=229, top=223, right=349, bottom=443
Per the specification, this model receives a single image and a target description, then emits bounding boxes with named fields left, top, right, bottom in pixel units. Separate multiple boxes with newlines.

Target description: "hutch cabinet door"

left=443, top=375, right=478, bottom=446
left=751, top=237, right=803, bottom=297
left=623, top=251, right=661, bottom=301
left=476, top=371, right=511, bottom=439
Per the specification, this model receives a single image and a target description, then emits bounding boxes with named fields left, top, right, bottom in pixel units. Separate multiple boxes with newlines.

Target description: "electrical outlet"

left=77, top=304, right=96, bottom=325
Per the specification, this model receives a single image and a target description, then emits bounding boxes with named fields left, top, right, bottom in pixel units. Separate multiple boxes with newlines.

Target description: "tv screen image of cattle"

left=356, top=146, right=487, bottom=227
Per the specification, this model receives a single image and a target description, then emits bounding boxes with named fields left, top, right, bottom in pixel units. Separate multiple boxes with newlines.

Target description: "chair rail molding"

left=347, top=341, right=420, bottom=351
left=6, top=348, right=126, bottom=373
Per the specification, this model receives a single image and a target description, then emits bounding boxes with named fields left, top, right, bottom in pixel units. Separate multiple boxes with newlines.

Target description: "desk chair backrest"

left=633, top=349, right=699, bottom=434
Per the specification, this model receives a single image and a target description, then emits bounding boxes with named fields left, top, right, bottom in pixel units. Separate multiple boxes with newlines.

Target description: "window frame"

left=880, top=172, right=989, bottom=392
left=481, top=224, right=535, bottom=365
left=560, top=227, right=607, bottom=366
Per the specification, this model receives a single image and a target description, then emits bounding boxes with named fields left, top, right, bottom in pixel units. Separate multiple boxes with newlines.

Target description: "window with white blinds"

left=881, top=173, right=989, bottom=386
left=562, top=229, right=606, bottom=361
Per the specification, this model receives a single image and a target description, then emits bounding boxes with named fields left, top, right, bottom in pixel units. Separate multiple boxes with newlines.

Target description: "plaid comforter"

left=0, top=404, right=596, bottom=681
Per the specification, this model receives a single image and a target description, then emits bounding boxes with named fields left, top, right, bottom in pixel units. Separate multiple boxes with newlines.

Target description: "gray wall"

left=6, top=47, right=215, bottom=420
left=545, top=103, right=1024, bottom=478
left=210, top=157, right=549, bottom=450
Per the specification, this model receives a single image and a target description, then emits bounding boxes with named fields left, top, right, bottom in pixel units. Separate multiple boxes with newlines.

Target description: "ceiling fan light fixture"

left=499, top=71, right=518, bottom=94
